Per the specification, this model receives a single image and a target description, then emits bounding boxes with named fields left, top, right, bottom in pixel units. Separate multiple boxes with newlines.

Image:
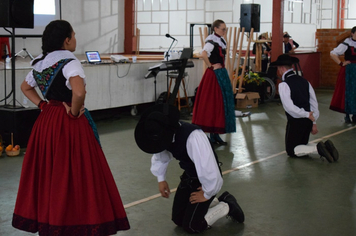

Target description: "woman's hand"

left=63, top=102, right=85, bottom=118
left=343, top=60, right=351, bottom=66
left=189, top=187, right=208, bottom=204
left=212, top=63, right=223, bottom=70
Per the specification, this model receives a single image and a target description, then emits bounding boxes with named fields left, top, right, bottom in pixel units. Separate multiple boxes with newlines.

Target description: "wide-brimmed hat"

left=283, top=33, right=291, bottom=38
left=269, top=54, right=299, bottom=67
left=134, top=103, right=180, bottom=154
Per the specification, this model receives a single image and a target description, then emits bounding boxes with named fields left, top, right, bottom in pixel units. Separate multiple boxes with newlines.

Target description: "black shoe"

left=317, top=141, right=333, bottom=163
left=324, top=140, right=339, bottom=162
left=218, top=191, right=244, bottom=223
left=345, top=115, right=351, bottom=123
left=209, top=133, right=217, bottom=144
left=214, top=134, right=228, bottom=145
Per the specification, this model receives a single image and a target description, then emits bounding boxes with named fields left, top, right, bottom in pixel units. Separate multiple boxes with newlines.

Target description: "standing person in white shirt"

left=135, top=104, right=244, bottom=233
left=270, top=54, right=339, bottom=163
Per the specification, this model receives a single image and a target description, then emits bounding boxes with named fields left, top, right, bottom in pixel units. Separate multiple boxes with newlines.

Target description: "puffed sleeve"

left=62, top=59, right=86, bottom=90
left=330, top=42, right=348, bottom=56
left=25, top=70, right=37, bottom=87
left=150, top=150, right=174, bottom=182
left=186, top=129, right=223, bottom=199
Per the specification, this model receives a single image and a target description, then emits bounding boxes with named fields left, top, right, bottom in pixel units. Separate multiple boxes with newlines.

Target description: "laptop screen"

left=179, top=47, right=193, bottom=59
left=85, top=51, right=101, bottom=63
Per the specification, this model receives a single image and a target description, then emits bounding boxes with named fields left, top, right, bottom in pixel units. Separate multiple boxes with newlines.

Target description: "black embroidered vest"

left=33, top=59, right=74, bottom=102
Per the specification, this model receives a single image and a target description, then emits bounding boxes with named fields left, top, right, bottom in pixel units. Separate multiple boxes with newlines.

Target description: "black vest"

left=342, top=41, right=356, bottom=61
left=33, top=59, right=74, bottom=103
left=206, top=40, right=226, bottom=66
left=166, top=122, right=222, bottom=178
left=167, top=122, right=200, bottom=177
left=284, top=71, right=310, bottom=120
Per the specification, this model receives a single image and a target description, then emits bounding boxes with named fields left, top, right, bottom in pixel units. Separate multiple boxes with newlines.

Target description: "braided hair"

left=32, top=20, right=73, bottom=65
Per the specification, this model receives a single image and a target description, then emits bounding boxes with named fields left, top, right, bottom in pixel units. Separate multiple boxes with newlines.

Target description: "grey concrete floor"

left=1, top=89, right=356, bottom=236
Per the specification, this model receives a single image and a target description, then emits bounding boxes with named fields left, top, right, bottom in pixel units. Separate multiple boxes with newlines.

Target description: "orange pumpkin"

left=6, top=145, right=13, bottom=151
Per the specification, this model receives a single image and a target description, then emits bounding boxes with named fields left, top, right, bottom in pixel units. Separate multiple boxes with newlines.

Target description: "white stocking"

left=294, top=143, right=318, bottom=156
left=204, top=202, right=229, bottom=226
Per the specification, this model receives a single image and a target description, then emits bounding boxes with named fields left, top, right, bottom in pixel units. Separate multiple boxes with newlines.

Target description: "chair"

left=167, top=71, right=190, bottom=111
left=0, top=37, right=11, bottom=60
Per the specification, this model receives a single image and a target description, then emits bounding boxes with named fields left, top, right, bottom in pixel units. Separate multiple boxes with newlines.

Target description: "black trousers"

left=285, top=118, right=313, bottom=157
left=172, top=172, right=215, bottom=234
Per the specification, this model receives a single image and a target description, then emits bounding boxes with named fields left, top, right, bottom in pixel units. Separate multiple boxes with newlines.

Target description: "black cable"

left=115, top=62, right=132, bottom=78
left=2, top=27, right=12, bottom=35
left=0, top=90, right=13, bottom=103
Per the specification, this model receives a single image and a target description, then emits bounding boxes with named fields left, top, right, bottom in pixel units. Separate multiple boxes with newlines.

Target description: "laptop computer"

left=164, top=47, right=193, bottom=63
left=179, top=47, right=193, bottom=59
left=85, top=51, right=112, bottom=64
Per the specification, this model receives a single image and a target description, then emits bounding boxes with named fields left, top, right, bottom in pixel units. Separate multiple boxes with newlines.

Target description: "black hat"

left=134, top=103, right=180, bottom=154
left=283, top=33, right=291, bottom=38
left=269, top=54, right=299, bottom=67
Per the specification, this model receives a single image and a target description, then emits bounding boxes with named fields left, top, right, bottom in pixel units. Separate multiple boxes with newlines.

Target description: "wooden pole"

left=229, top=27, right=238, bottom=85
left=225, top=27, right=232, bottom=76
left=204, top=27, right=208, bottom=39
left=199, top=27, right=204, bottom=49
left=237, top=28, right=254, bottom=94
left=233, top=27, right=245, bottom=94
left=199, top=27, right=207, bottom=71
left=136, top=28, right=140, bottom=55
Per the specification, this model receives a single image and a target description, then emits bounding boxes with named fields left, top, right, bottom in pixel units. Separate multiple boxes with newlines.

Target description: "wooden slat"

left=237, top=28, right=254, bottom=94
left=232, top=27, right=245, bottom=94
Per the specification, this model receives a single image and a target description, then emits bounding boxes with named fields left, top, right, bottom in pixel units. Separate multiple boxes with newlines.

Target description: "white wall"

left=11, top=0, right=125, bottom=58
left=7, top=0, right=356, bottom=58
left=136, top=0, right=355, bottom=53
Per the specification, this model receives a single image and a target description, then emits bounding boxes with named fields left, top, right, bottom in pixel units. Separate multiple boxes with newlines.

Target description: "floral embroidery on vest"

left=33, top=59, right=68, bottom=97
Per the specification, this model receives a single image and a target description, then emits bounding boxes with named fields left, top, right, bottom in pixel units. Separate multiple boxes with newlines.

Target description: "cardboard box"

left=235, top=92, right=260, bottom=109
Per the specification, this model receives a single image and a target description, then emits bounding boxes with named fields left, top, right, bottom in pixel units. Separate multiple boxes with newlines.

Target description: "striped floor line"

left=124, top=125, right=356, bottom=209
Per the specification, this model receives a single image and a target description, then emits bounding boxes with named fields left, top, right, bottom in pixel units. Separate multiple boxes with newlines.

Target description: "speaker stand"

left=15, top=48, right=34, bottom=60
left=15, top=37, right=34, bottom=60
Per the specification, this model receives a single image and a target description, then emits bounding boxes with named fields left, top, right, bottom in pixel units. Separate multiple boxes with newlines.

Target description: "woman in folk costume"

left=12, top=20, right=130, bottom=235
left=192, top=19, right=236, bottom=145
left=330, top=26, right=356, bottom=123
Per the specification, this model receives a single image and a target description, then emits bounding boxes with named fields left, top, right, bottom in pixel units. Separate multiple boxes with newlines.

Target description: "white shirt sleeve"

left=62, top=60, right=86, bottom=90
left=330, top=42, right=348, bottom=56
left=309, top=83, right=319, bottom=122
left=201, top=42, right=214, bottom=57
left=25, top=70, right=37, bottom=87
left=150, top=150, right=174, bottom=182
left=186, top=129, right=223, bottom=199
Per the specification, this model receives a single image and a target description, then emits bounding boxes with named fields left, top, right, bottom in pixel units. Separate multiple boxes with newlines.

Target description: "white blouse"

left=25, top=50, right=86, bottom=90
left=201, top=34, right=227, bottom=57
left=330, top=37, right=356, bottom=56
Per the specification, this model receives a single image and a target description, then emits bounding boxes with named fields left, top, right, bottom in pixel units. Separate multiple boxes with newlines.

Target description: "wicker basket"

left=5, top=133, right=20, bottom=157
left=6, top=149, right=20, bottom=157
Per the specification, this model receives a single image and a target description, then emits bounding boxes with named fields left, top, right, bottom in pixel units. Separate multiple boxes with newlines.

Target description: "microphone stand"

left=165, top=39, right=176, bottom=93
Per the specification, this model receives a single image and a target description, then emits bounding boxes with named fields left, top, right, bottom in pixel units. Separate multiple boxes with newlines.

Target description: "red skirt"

left=329, top=66, right=346, bottom=113
left=192, top=68, right=225, bottom=133
left=12, top=101, right=130, bottom=235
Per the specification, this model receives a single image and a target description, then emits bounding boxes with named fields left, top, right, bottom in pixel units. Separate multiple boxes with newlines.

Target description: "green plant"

left=243, top=71, right=265, bottom=86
